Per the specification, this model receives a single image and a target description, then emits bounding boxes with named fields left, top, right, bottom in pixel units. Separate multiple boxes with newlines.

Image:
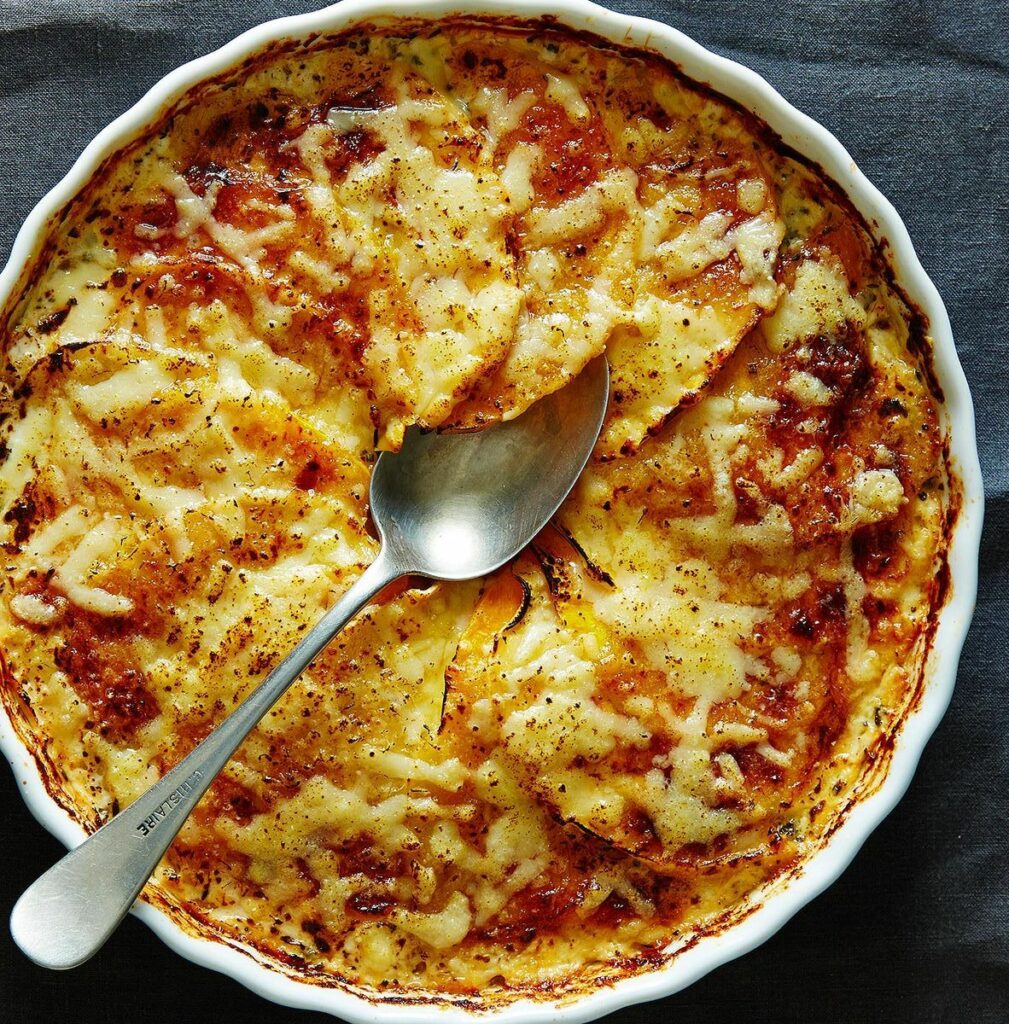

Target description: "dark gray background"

left=0, top=1, right=1005, bottom=1021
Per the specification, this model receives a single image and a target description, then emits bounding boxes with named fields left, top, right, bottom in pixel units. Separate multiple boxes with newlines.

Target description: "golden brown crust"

left=0, top=15, right=952, bottom=1007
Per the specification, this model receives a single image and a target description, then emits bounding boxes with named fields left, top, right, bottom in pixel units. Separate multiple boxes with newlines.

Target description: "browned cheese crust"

left=0, top=16, right=953, bottom=1007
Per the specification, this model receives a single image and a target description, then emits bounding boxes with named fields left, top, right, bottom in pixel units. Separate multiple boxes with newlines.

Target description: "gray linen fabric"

left=0, top=1, right=1005, bottom=1021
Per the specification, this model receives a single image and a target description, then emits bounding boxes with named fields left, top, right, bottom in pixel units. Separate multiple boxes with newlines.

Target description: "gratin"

left=0, top=16, right=953, bottom=1007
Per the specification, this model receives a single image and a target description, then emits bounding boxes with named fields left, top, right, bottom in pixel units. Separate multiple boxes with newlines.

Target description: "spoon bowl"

left=374, top=356, right=609, bottom=579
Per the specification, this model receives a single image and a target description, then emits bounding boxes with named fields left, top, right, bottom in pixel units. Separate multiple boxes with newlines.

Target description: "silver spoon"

left=10, top=356, right=609, bottom=970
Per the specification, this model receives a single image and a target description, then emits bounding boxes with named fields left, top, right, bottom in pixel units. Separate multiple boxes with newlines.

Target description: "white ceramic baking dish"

left=0, top=1, right=983, bottom=1020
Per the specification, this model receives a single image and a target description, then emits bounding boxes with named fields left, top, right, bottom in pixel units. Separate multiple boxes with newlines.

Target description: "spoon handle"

left=10, top=551, right=402, bottom=970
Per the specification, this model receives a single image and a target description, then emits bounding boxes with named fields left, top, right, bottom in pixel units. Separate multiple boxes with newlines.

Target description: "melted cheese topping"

left=0, top=17, right=949, bottom=1009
